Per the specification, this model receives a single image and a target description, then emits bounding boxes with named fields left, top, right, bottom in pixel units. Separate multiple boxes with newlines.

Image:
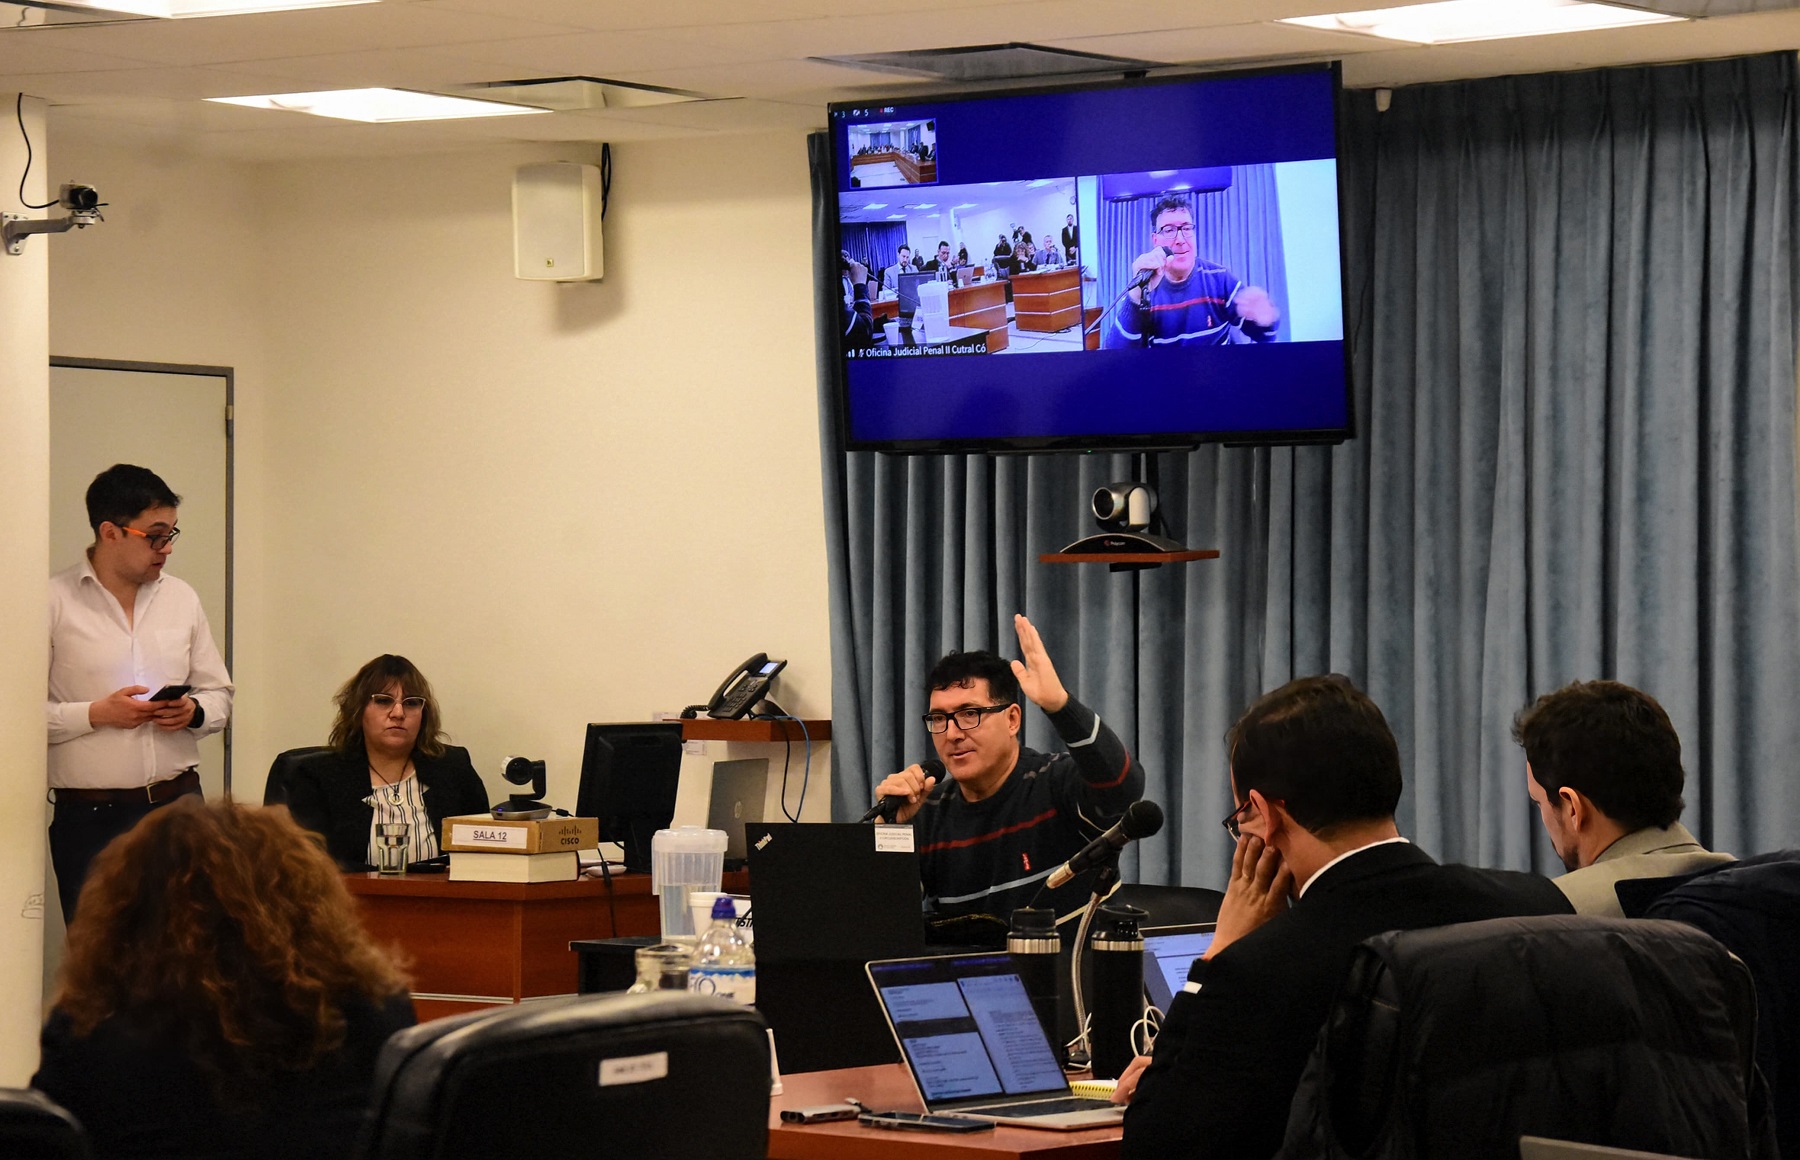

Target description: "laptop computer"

left=866, top=952, right=1127, bottom=1131
left=705, top=758, right=768, bottom=865
left=747, top=822, right=927, bottom=1073
left=1142, top=922, right=1217, bottom=1012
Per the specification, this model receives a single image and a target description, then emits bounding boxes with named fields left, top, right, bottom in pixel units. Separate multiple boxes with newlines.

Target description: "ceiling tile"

left=12, top=2, right=586, bottom=69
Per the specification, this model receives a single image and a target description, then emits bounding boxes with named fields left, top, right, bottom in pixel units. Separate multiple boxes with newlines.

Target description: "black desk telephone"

left=705, top=653, right=786, bottom=720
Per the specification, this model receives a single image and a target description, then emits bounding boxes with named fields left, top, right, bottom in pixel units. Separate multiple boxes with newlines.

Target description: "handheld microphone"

left=1128, top=245, right=1174, bottom=292
left=1045, top=799, right=1164, bottom=889
left=859, top=759, right=946, bottom=822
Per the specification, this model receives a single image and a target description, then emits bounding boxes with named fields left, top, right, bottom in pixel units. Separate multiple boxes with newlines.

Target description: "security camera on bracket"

left=1058, top=481, right=1186, bottom=555
left=3, top=183, right=104, bottom=256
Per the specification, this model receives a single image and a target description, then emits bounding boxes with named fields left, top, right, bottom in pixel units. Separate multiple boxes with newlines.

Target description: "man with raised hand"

left=875, top=614, right=1144, bottom=940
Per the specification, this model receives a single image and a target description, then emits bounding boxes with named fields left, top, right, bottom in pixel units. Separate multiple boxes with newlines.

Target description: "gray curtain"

left=812, top=53, right=1800, bottom=891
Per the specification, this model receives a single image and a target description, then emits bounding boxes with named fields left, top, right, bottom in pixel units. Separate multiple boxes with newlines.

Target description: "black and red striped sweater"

left=911, top=696, right=1144, bottom=935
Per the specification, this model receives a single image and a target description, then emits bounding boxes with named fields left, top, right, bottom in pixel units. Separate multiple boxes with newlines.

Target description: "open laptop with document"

left=866, top=952, right=1127, bottom=1131
left=1142, top=922, right=1217, bottom=1012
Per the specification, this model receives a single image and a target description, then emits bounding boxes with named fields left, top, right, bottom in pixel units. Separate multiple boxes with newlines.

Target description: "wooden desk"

left=851, top=150, right=935, bottom=185
left=345, top=870, right=748, bottom=1021
left=768, top=1065, right=1121, bottom=1160
left=948, top=281, right=1010, bottom=352
left=1011, top=269, right=1082, bottom=333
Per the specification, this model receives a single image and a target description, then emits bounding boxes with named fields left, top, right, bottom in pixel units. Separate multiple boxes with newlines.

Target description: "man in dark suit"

left=1116, top=675, right=1571, bottom=1160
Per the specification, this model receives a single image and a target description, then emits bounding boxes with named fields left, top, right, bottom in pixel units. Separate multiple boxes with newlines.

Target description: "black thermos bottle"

left=1009, top=907, right=1065, bottom=1066
left=1087, top=903, right=1146, bottom=1080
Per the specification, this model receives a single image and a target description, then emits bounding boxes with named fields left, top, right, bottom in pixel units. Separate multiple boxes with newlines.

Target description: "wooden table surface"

left=768, top=1064, right=1122, bottom=1160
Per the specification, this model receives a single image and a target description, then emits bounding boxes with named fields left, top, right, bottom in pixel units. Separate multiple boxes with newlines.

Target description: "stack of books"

left=440, top=814, right=600, bottom=884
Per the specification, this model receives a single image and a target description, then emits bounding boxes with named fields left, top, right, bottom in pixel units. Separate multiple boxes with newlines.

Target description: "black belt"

left=54, top=768, right=200, bottom=805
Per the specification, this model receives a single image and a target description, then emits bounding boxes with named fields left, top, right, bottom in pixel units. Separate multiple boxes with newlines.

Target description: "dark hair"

left=898, top=244, right=911, bottom=255
left=937, top=240, right=950, bottom=251
left=328, top=654, right=448, bottom=759
left=1512, top=680, right=1684, bottom=831
left=85, top=464, right=180, bottom=534
left=1227, top=674, right=1402, bottom=837
left=1151, top=194, right=1193, bottom=227
left=926, top=650, right=1020, bottom=705
left=57, top=800, right=408, bottom=1108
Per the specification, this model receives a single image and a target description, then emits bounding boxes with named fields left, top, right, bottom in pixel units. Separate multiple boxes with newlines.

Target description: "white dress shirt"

left=46, top=557, right=233, bottom=790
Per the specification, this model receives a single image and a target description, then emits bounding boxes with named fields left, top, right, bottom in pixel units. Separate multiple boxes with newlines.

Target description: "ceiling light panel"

left=207, top=87, right=547, bottom=121
left=1280, top=0, right=1685, bottom=45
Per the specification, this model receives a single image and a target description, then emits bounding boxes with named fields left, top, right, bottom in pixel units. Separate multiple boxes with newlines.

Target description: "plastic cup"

left=883, top=320, right=900, bottom=345
left=689, top=892, right=753, bottom=945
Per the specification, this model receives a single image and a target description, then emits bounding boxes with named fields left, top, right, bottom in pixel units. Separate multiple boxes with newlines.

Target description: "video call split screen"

left=828, top=67, right=1354, bottom=450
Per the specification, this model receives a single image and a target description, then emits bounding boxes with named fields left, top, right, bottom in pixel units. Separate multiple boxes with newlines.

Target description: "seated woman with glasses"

left=33, top=799, right=416, bottom=1158
left=285, top=653, right=491, bottom=869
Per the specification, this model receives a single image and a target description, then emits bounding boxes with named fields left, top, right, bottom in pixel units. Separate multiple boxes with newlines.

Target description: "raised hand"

left=1009, top=613, right=1069, bottom=713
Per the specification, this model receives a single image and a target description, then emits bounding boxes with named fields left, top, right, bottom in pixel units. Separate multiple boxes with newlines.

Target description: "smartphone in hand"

left=148, top=684, right=193, bottom=701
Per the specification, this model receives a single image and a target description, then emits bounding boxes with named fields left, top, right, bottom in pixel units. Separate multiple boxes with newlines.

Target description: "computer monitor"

left=576, top=722, right=683, bottom=873
left=896, top=270, right=931, bottom=321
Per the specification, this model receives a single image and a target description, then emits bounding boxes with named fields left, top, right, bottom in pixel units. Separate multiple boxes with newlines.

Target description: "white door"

left=45, top=359, right=232, bottom=998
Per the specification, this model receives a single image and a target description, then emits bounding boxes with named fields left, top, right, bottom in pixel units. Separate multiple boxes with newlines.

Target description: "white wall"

left=49, top=129, right=835, bottom=820
left=0, top=92, right=50, bottom=1083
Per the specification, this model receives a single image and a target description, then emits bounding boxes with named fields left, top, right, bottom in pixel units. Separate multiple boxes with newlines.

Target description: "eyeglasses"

left=1221, top=798, right=1254, bottom=839
left=369, top=693, right=426, bottom=713
left=922, top=704, right=1012, bottom=734
left=1153, top=223, right=1196, bottom=240
left=120, top=525, right=181, bottom=550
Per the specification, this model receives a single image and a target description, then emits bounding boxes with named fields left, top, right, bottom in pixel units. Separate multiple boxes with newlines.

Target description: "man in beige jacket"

left=1514, top=679, right=1733, bottom=916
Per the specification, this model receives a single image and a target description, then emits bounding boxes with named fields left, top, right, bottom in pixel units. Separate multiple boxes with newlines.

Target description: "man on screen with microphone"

left=1101, top=193, right=1280, bottom=349
left=873, top=614, right=1145, bottom=942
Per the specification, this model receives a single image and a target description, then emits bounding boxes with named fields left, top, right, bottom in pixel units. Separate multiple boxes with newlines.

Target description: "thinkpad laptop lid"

left=866, top=953, right=1126, bottom=1131
left=747, top=822, right=926, bottom=1073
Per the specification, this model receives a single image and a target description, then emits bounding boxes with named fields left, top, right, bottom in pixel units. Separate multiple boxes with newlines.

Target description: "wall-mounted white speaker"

left=513, top=162, right=603, bottom=282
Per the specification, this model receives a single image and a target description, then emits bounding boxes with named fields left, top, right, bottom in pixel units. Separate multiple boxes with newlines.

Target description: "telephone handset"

left=706, top=653, right=787, bottom=720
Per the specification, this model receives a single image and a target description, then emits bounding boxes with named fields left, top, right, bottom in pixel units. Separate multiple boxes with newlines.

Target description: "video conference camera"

left=1092, top=482, right=1157, bottom=533
left=492, top=755, right=553, bottom=820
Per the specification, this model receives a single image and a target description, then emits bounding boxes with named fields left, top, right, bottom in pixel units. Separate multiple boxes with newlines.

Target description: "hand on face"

left=1208, top=829, right=1293, bottom=958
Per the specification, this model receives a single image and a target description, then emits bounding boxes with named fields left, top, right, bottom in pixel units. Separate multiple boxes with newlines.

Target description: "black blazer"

left=1121, top=842, right=1572, bottom=1160
left=284, top=747, right=491, bottom=869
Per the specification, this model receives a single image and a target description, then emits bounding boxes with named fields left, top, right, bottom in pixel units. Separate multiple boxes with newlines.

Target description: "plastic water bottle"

left=688, top=895, right=755, bottom=1005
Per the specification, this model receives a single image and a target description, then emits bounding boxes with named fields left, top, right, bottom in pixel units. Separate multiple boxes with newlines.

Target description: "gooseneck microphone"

left=1045, top=799, right=1164, bottom=889
left=858, top=760, right=946, bottom=822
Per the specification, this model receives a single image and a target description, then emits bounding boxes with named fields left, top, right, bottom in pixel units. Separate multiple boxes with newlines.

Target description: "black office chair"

left=0, top=1088, right=91, bottom=1160
left=263, top=745, right=329, bottom=806
left=1620, top=850, right=1800, bottom=1160
left=1279, top=915, right=1775, bottom=1160
left=1111, top=883, right=1224, bottom=928
left=357, top=991, right=770, bottom=1160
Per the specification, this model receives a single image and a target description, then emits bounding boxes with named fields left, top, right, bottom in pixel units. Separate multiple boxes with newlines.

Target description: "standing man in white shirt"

left=46, top=463, right=233, bottom=920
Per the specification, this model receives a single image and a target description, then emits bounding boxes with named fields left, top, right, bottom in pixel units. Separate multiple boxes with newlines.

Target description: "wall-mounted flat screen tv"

left=827, top=64, right=1350, bottom=453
